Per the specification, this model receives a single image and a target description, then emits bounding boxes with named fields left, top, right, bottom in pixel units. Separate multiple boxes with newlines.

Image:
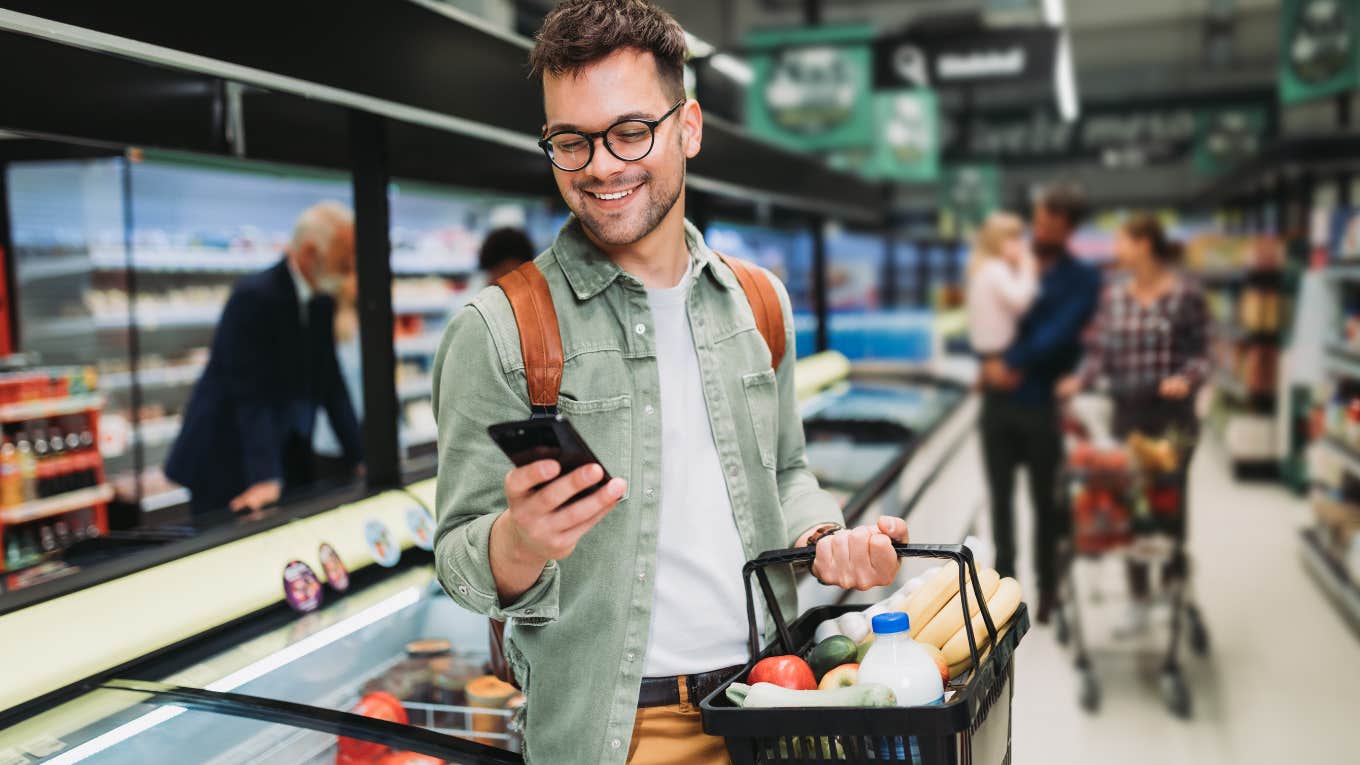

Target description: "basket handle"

left=742, top=543, right=1000, bottom=671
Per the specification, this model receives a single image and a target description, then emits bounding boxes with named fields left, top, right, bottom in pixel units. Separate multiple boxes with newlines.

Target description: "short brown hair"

left=1038, top=181, right=1089, bottom=229
left=1123, top=212, right=1180, bottom=263
left=528, top=0, right=688, bottom=101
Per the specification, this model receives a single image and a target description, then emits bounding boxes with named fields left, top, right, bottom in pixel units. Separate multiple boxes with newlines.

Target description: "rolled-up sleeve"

left=766, top=273, right=843, bottom=545
left=432, top=297, right=560, bottom=625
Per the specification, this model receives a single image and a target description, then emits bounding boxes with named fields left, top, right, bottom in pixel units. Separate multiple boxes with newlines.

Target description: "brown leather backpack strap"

left=717, top=253, right=787, bottom=370
left=495, top=262, right=564, bottom=414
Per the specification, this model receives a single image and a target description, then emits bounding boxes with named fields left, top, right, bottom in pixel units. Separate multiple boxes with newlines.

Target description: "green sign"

left=1193, top=105, right=1269, bottom=174
left=938, top=165, right=1001, bottom=237
left=860, top=90, right=940, bottom=182
left=746, top=25, right=876, bottom=152
left=1280, top=0, right=1359, bottom=104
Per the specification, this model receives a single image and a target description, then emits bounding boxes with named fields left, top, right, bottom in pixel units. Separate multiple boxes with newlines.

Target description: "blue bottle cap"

left=871, top=612, right=910, bottom=635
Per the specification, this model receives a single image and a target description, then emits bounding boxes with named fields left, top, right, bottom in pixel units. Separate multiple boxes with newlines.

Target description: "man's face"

left=309, top=224, right=356, bottom=296
left=542, top=49, right=701, bottom=247
left=1031, top=202, right=1071, bottom=250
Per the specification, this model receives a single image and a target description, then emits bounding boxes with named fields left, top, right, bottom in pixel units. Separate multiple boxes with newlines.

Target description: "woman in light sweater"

left=966, top=211, right=1038, bottom=359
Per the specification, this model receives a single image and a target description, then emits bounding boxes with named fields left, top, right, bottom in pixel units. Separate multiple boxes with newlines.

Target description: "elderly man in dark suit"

left=166, top=201, right=363, bottom=518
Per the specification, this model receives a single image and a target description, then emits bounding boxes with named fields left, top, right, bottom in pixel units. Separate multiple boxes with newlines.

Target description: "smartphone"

left=487, top=415, right=612, bottom=505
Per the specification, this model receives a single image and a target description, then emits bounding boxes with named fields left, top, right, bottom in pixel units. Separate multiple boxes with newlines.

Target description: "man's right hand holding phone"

left=489, top=459, right=627, bottom=602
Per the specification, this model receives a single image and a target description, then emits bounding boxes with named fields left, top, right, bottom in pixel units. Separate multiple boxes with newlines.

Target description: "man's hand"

left=230, top=479, right=281, bottom=513
left=1159, top=375, right=1190, bottom=400
left=1055, top=375, right=1082, bottom=400
left=811, top=517, right=910, bottom=591
left=489, top=460, right=626, bottom=601
left=981, top=357, right=1021, bottom=390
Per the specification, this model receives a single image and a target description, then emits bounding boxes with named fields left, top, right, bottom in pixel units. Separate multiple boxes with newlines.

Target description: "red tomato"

left=748, top=655, right=817, bottom=690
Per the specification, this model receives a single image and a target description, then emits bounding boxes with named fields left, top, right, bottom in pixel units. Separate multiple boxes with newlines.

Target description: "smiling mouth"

left=587, top=184, right=640, bottom=201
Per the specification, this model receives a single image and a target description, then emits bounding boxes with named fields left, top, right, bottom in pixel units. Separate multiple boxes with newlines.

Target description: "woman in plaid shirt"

left=1058, top=213, right=1210, bottom=629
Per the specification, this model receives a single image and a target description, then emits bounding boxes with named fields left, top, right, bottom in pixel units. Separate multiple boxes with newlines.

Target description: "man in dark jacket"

left=166, top=202, right=363, bottom=518
left=979, top=182, right=1101, bottom=623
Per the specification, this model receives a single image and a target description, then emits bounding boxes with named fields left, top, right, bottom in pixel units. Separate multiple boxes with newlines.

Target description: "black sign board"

left=873, top=27, right=1058, bottom=90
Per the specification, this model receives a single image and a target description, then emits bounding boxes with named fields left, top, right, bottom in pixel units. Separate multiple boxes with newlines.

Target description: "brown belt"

left=638, top=665, right=744, bottom=709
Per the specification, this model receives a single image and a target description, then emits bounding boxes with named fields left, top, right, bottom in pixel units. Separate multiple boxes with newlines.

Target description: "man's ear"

left=681, top=99, right=703, bottom=160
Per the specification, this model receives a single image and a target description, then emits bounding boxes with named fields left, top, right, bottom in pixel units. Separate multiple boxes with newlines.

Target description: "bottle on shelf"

left=0, top=438, right=20, bottom=508
left=15, top=431, right=36, bottom=503
left=48, top=426, right=68, bottom=496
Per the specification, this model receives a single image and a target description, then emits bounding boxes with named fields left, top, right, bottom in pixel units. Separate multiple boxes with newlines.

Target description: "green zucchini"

left=726, top=681, right=896, bottom=708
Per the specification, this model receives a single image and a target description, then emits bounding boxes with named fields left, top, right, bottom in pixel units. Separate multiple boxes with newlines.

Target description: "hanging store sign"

left=945, top=99, right=1272, bottom=165
left=861, top=90, right=941, bottom=182
left=938, top=165, right=1001, bottom=237
left=1280, top=0, right=1359, bottom=104
left=746, top=25, right=877, bottom=151
left=1193, top=105, right=1269, bottom=174
left=873, top=27, right=1057, bottom=90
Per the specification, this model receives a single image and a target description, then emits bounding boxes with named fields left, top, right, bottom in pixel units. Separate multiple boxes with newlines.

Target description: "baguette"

left=902, top=562, right=960, bottom=638
left=915, top=569, right=1001, bottom=649
left=941, top=577, right=1023, bottom=666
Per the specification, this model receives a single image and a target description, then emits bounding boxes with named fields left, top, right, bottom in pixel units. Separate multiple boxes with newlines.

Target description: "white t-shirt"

left=966, top=258, right=1038, bottom=355
left=641, top=258, right=753, bottom=677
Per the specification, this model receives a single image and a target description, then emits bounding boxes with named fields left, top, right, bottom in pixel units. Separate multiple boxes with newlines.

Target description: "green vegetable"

left=725, top=681, right=896, bottom=708
left=808, top=635, right=858, bottom=680
left=856, top=636, right=875, bottom=663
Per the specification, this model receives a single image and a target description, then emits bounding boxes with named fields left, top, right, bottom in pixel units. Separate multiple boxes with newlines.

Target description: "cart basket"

left=700, top=543, right=1029, bottom=765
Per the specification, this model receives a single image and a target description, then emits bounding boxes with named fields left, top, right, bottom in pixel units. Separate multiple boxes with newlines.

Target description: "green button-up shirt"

left=432, top=217, right=841, bottom=765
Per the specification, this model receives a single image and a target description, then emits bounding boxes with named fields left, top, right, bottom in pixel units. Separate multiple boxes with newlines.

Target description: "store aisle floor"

left=997, top=435, right=1359, bottom=765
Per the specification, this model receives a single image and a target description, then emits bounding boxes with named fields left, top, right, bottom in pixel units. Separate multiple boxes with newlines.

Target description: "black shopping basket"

left=700, top=543, right=1029, bottom=765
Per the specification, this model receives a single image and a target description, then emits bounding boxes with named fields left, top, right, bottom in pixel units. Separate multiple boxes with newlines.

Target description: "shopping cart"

left=1051, top=416, right=1210, bottom=718
left=700, top=543, right=1028, bottom=764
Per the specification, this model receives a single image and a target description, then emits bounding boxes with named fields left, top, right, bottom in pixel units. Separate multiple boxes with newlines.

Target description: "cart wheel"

left=1187, top=606, right=1210, bottom=656
left=1078, top=670, right=1100, bottom=713
left=1160, top=669, right=1192, bottom=719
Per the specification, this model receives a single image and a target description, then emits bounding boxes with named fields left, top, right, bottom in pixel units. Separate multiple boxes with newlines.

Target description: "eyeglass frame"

left=537, top=99, right=686, bottom=172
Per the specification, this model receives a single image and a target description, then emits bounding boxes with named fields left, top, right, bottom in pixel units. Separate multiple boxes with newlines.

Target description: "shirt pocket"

left=557, top=393, right=632, bottom=500
left=742, top=369, right=779, bottom=470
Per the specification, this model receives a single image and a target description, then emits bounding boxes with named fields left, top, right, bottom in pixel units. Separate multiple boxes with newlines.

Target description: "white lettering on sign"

left=937, top=47, right=1026, bottom=80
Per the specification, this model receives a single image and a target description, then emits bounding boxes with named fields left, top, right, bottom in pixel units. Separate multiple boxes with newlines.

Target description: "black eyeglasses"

left=538, top=100, right=685, bottom=172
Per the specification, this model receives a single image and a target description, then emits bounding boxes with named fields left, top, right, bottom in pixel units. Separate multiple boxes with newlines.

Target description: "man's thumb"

left=877, top=516, right=909, bottom=542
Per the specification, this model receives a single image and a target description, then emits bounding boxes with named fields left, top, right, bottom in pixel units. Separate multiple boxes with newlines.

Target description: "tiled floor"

left=995, top=436, right=1360, bottom=765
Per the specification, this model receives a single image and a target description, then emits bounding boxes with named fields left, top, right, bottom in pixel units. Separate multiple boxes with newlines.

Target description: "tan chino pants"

left=626, top=677, right=731, bottom=765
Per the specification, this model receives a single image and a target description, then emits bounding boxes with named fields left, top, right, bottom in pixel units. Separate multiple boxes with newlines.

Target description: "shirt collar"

left=552, top=215, right=738, bottom=301
left=286, top=256, right=314, bottom=310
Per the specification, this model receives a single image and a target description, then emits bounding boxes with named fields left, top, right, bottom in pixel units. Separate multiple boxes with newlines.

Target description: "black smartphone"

left=487, top=415, right=612, bottom=505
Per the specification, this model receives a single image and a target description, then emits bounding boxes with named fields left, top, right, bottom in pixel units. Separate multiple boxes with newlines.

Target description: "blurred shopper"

left=966, top=211, right=1037, bottom=357
left=313, top=272, right=364, bottom=481
left=1058, top=213, right=1210, bottom=630
left=432, top=2, right=912, bottom=763
left=479, top=226, right=537, bottom=282
left=166, top=202, right=363, bottom=518
left=980, top=183, right=1101, bottom=623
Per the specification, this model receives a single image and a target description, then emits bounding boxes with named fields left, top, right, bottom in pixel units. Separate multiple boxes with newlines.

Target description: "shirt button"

left=727, top=464, right=739, bottom=476
left=611, top=739, right=622, bottom=750
left=638, top=570, right=646, bottom=581
left=634, top=323, right=647, bottom=335
left=645, top=487, right=656, bottom=498
left=524, top=608, right=535, bottom=615
left=626, top=651, right=636, bottom=661
left=644, top=404, right=655, bottom=416
left=457, top=585, right=469, bottom=596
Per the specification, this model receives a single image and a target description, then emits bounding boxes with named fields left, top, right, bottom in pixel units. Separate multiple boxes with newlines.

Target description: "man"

left=432, top=2, right=910, bottom=763
left=979, top=183, right=1101, bottom=623
left=478, top=226, right=537, bottom=282
left=166, top=202, right=363, bottom=518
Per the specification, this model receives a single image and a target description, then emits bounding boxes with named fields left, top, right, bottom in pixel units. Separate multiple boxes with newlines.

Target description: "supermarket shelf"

left=1299, top=527, right=1360, bottom=635
left=32, top=310, right=221, bottom=337
left=391, top=257, right=475, bottom=277
left=398, top=376, right=434, bottom=401
left=135, top=418, right=182, bottom=450
left=1327, top=263, right=1360, bottom=283
left=0, top=394, right=104, bottom=424
left=1326, top=345, right=1360, bottom=380
left=140, top=486, right=191, bottom=513
left=1195, top=267, right=1284, bottom=288
left=395, top=333, right=443, bottom=357
left=100, top=363, right=205, bottom=392
left=400, top=429, right=438, bottom=451
left=0, top=484, right=114, bottom=525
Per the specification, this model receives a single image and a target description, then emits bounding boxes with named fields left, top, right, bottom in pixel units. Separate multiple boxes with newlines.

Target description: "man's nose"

left=589, top=135, right=628, bottom=177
